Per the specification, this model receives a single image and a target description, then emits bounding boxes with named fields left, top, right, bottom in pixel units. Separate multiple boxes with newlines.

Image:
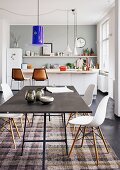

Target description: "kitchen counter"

left=22, top=68, right=98, bottom=96
left=22, top=68, right=99, bottom=74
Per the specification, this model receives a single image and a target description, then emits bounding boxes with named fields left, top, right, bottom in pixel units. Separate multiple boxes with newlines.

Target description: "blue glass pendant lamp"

left=32, top=0, right=44, bottom=45
left=32, top=25, right=44, bottom=45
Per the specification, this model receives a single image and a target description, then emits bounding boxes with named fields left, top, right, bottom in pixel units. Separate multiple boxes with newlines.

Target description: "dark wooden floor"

left=0, top=90, right=120, bottom=159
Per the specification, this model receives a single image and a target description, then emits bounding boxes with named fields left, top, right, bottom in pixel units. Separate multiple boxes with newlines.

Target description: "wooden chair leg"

left=31, top=113, right=34, bottom=127
left=81, top=126, right=86, bottom=147
left=73, top=112, right=79, bottom=132
left=20, top=117, right=24, bottom=131
left=9, top=118, right=16, bottom=149
left=66, top=113, right=74, bottom=127
left=92, top=127, right=99, bottom=166
left=26, top=115, right=30, bottom=124
left=98, top=127, right=109, bottom=153
left=68, top=126, right=81, bottom=156
left=12, top=119, right=20, bottom=138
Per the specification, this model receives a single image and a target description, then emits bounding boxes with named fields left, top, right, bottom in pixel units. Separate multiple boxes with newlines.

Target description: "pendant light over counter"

left=72, top=9, right=78, bottom=55
left=64, top=10, right=72, bottom=55
left=32, top=0, right=44, bottom=45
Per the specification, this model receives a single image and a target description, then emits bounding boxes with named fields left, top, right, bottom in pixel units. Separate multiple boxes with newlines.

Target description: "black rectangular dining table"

left=0, top=86, right=92, bottom=170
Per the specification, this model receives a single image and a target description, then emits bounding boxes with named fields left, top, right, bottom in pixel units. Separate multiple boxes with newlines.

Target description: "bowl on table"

left=40, top=96, right=54, bottom=104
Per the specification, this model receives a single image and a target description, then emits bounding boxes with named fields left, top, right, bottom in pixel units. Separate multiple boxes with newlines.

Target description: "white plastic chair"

left=68, top=95, right=109, bottom=166
left=1, top=83, right=23, bottom=149
left=82, top=84, right=95, bottom=107
left=66, top=84, right=95, bottom=126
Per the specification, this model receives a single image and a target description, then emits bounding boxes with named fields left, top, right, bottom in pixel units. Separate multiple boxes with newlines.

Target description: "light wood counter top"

left=22, top=69, right=99, bottom=74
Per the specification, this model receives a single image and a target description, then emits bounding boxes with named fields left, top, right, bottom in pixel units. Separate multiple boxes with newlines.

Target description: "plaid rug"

left=0, top=115, right=120, bottom=170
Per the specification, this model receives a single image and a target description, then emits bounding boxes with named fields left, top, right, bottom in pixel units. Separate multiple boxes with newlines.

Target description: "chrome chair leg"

left=29, top=79, right=31, bottom=86
left=11, top=79, right=13, bottom=89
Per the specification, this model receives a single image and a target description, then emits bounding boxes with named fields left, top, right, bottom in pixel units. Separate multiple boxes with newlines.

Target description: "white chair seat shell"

left=69, top=95, right=109, bottom=128
left=69, top=116, right=94, bottom=126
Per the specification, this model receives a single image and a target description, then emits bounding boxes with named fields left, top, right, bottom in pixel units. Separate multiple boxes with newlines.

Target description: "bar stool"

left=11, top=68, right=31, bottom=90
left=32, top=68, right=51, bottom=123
left=32, top=68, right=49, bottom=85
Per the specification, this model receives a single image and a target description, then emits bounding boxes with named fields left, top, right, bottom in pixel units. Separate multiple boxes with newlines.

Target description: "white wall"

left=97, top=7, right=115, bottom=99
left=10, top=25, right=97, bottom=55
left=0, top=19, right=10, bottom=90
left=109, top=9, right=115, bottom=99
left=115, top=0, right=120, bottom=117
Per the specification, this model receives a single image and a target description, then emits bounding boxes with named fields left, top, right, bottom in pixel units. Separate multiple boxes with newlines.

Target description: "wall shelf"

left=23, top=55, right=97, bottom=58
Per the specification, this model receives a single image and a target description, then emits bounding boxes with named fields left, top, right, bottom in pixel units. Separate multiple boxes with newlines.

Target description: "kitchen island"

left=22, top=69, right=99, bottom=95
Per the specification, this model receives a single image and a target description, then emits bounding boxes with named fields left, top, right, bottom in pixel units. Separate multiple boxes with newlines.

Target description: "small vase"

left=25, top=90, right=36, bottom=103
left=14, top=42, right=18, bottom=48
left=35, top=88, right=44, bottom=101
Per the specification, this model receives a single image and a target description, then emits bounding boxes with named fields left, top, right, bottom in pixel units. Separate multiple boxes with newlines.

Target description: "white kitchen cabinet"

left=98, top=74, right=108, bottom=93
left=48, top=74, right=71, bottom=86
left=48, top=72, right=97, bottom=95
left=71, top=74, right=97, bottom=95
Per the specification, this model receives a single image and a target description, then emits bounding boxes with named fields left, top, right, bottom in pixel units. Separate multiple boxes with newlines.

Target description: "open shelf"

left=23, top=55, right=97, bottom=58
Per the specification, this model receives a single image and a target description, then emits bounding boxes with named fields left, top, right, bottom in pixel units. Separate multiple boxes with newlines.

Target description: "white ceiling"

left=0, top=0, right=115, bottom=25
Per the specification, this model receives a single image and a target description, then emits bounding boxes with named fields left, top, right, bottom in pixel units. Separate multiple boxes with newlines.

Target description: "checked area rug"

left=0, top=115, right=120, bottom=170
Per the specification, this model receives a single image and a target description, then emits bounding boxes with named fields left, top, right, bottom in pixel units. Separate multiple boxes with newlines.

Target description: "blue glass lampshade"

left=32, top=25, right=44, bottom=45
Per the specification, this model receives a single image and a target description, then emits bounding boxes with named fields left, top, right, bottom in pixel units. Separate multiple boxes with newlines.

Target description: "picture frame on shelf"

left=42, top=43, right=52, bottom=56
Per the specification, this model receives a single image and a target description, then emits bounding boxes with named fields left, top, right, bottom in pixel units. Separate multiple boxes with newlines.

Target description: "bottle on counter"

left=90, top=48, right=95, bottom=56
left=90, top=59, right=94, bottom=68
left=76, top=58, right=83, bottom=69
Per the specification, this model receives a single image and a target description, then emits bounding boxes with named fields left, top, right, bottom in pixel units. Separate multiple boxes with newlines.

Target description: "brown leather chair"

left=11, top=68, right=31, bottom=89
left=32, top=68, right=49, bottom=85
left=32, top=68, right=50, bottom=123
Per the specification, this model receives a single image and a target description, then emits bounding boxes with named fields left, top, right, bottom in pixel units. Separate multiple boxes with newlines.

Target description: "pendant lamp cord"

left=72, top=9, right=76, bottom=46
left=76, top=10, right=77, bottom=39
left=72, top=9, right=77, bottom=46
left=67, top=10, right=69, bottom=46
left=74, top=10, right=76, bottom=46
left=38, top=0, right=39, bottom=25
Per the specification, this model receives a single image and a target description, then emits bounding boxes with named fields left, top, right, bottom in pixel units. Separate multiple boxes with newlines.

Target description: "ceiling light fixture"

left=32, top=0, right=44, bottom=45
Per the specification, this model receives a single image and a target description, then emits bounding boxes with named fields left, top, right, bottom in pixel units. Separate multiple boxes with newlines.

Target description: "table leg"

left=61, top=113, right=64, bottom=123
left=42, top=113, right=47, bottom=170
left=21, top=113, right=27, bottom=156
left=48, top=113, right=51, bottom=121
left=63, top=113, right=68, bottom=155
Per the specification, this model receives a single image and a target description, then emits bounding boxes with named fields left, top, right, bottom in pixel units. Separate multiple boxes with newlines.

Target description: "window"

left=101, top=20, right=109, bottom=72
